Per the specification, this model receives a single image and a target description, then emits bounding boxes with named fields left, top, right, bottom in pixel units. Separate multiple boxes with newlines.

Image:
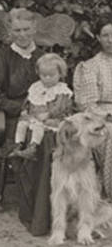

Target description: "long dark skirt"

left=18, top=130, right=56, bottom=236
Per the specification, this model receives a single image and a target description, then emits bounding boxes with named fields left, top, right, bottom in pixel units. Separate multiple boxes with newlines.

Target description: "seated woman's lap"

left=18, top=129, right=56, bottom=236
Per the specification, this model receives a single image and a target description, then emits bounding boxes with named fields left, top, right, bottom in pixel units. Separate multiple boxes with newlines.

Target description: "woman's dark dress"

left=0, top=45, right=41, bottom=142
left=0, top=45, right=53, bottom=235
left=19, top=130, right=56, bottom=236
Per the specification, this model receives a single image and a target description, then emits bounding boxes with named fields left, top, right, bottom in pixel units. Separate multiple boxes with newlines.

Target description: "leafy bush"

left=1, top=0, right=112, bottom=88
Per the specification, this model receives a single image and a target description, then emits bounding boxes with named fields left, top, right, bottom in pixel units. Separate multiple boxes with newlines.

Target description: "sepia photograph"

left=0, top=0, right=112, bottom=246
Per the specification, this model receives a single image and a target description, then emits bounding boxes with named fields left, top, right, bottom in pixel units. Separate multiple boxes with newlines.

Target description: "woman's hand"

left=38, top=112, right=49, bottom=121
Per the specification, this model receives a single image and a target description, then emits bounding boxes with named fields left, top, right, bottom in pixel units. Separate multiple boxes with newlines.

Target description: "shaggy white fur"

left=49, top=112, right=112, bottom=245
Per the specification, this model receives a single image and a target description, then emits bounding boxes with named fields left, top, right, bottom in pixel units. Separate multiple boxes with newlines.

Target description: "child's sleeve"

left=56, top=94, right=73, bottom=118
left=48, top=86, right=73, bottom=120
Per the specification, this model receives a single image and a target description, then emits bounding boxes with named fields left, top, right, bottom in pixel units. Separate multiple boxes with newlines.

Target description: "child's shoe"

left=13, top=142, right=37, bottom=160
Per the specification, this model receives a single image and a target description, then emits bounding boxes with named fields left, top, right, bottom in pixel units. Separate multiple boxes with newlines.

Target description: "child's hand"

left=20, top=109, right=29, bottom=121
left=38, top=112, right=49, bottom=121
left=21, top=109, right=28, bottom=116
left=45, top=118, right=60, bottom=128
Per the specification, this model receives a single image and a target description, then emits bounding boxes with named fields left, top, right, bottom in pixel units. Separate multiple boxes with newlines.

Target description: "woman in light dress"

left=73, top=13, right=112, bottom=200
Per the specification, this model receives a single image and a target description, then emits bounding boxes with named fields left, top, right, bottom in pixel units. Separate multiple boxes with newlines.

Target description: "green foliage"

left=24, top=0, right=111, bottom=64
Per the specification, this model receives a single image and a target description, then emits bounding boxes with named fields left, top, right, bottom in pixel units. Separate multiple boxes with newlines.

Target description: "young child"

left=10, top=53, right=73, bottom=159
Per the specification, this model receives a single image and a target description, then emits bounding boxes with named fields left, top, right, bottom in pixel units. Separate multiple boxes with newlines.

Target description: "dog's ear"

left=57, top=120, right=78, bottom=145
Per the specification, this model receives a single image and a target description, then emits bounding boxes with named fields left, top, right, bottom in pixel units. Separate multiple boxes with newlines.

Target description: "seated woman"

left=17, top=53, right=73, bottom=236
left=0, top=7, right=42, bottom=156
left=73, top=13, right=112, bottom=201
left=0, top=7, right=43, bottom=212
left=9, top=53, right=73, bottom=159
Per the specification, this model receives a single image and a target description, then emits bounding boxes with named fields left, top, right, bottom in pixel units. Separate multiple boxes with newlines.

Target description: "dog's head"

left=57, top=112, right=107, bottom=149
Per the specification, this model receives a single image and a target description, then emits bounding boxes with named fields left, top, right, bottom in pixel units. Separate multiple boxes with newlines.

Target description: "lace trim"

left=11, top=42, right=36, bottom=59
left=28, top=81, right=73, bottom=105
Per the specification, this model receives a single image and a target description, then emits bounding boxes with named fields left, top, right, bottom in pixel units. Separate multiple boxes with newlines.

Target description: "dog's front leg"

left=77, top=192, right=95, bottom=245
left=49, top=189, right=67, bottom=245
left=77, top=221, right=94, bottom=245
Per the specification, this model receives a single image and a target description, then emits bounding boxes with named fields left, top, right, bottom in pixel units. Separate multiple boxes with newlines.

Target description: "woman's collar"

left=11, top=42, right=36, bottom=59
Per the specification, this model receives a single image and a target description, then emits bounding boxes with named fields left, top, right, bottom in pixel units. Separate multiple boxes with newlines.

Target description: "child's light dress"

left=15, top=80, right=73, bottom=144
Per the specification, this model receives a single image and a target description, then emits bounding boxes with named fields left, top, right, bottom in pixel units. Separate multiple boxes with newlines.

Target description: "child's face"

left=11, top=19, right=35, bottom=49
left=39, top=64, right=60, bottom=88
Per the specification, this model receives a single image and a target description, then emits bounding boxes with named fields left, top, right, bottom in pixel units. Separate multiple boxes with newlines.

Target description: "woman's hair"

left=9, top=7, right=35, bottom=23
left=95, top=13, right=112, bottom=35
left=36, top=53, right=67, bottom=78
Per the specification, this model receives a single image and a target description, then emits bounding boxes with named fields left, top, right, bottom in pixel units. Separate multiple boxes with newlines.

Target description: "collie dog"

left=49, top=112, right=112, bottom=245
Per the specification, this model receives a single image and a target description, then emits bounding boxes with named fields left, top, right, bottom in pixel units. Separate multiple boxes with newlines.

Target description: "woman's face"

left=11, top=19, right=35, bottom=49
left=97, top=23, right=112, bottom=55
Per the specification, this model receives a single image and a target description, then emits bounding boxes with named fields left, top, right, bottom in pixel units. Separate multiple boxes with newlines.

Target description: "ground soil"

left=1, top=183, right=112, bottom=247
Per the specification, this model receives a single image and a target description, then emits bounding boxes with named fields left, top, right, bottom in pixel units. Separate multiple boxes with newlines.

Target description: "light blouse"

left=73, top=52, right=112, bottom=115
